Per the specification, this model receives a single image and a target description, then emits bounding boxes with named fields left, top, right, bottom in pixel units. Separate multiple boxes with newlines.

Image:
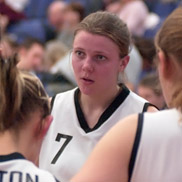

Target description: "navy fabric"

left=152, top=1, right=179, bottom=18
left=24, top=0, right=54, bottom=19
left=7, top=19, right=56, bottom=43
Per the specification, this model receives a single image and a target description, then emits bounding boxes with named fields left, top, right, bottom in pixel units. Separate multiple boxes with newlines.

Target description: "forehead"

left=29, top=43, right=44, bottom=51
left=73, top=31, right=120, bottom=53
left=48, top=1, right=66, bottom=13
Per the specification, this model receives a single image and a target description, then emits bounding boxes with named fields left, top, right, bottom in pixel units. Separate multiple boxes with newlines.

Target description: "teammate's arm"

left=71, top=114, right=138, bottom=182
left=147, top=106, right=158, bottom=112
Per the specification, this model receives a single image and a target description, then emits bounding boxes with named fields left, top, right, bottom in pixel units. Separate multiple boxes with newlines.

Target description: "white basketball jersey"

left=130, top=109, right=182, bottom=182
left=0, top=152, right=58, bottom=182
left=39, top=85, right=151, bottom=182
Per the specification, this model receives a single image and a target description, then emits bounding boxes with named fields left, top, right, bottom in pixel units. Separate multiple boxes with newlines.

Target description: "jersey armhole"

left=54, top=177, right=60, bottom=182
left=128, top=113, right=144, bottom=182
left=51, top=95, right=57, bottom=111
left=143, top=102, right=159, bottom=112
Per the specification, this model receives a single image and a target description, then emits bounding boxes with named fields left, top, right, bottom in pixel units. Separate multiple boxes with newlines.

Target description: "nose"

left=82, top=57, right=94, bottom=73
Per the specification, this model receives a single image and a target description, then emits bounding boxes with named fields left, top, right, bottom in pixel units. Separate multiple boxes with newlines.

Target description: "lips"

left=81, top=77, right=94, bottom=83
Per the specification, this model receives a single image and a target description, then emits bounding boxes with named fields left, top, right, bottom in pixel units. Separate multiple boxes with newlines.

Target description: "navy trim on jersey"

left=74, top=84, right=130, bottom=133
left=0, top=152, right=25, bottom=162
left=128, top=113, right=144, bottom=182
left=143, top=103, right=159, bottom=112
left=55, top=177, right=60, bottom=182
left=51, top=95, right=57, bottom=111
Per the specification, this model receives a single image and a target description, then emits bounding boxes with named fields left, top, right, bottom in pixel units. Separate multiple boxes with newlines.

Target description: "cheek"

left=27, top=52, right=36, bottom=63
left=108, top=64, right=120, bottom=77
left=100, top=65, right=119, bottom=82
left=72, top=59, right=81, bottom=75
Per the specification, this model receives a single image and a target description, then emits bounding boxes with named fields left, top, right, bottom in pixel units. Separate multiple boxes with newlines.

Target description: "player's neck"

left=79, top=86, right=121, bottom=128
left=80, top=86, right=121, bottom=111
left=0, top=130, right=19, bottom=155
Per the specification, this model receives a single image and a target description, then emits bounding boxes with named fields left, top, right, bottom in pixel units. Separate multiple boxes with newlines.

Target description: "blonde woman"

left=39, top=11, right=157, bottom=182
left=71, top=7, right=182, bottom=182
left=0, top=55, right=59, bottom=182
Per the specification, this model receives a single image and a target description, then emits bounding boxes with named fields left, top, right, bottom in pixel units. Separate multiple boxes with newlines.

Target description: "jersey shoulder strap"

left=128, top=113, right=144, bottom=181
left=51, top=95, right=57, bottom=111
left=142, top=103, right=159, bottom=112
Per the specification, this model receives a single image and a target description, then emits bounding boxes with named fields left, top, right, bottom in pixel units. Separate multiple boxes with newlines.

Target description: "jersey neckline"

left=74, top=84, right=130, bottom=133
left=0, top=152, right=25, bottom=162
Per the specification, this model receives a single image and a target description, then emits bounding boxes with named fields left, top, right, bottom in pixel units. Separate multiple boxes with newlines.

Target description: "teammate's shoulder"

left=16, top=159, right=59, bottom=182
left=33, top=164, right=59, bottom=182
left=145, top=108, right=178, bottom=118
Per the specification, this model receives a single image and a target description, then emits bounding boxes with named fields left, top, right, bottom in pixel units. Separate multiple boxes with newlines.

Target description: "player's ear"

left=119, top=55, right=129, bottom=72
left=158, top=51, right=173, bottom=80
left=36, top=115, right=53, bottom=139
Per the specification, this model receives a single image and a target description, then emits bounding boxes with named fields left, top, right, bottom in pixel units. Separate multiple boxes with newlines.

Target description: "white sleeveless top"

left=0, top=152, right=58, bottom=182
left=39, top=85, right=152, bottom=182
left=130, top=109, right=182, bottom=182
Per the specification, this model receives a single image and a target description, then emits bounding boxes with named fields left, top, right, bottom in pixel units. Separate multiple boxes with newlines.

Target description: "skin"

left=71, top=30, right=157, bottom=128
left=71, top=50, right=176, bottom=182
left=0, top=111, right=52, bottom=164
left=157, top=51, right=180, bottom=107
left=0, top=40, right=14, bottom=58
left=18, top=43, right=44, bottom=71
left=137, top=85, right=165, bottom=109
left=48, top=1, right=67, bottom=31
left=72, top=30, right=129, bottom=128
left=71, top=114, right=138, bottom=182
left=63, top=10, right=81, bottom=30
left=72, top=30, right=127, bottom=98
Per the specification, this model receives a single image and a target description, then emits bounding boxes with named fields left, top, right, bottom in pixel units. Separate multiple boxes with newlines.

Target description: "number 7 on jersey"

left=51, top=133, right=73, bottom=164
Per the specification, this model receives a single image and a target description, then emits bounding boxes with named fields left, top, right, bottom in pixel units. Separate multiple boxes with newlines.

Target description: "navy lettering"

left=26, top=173, right=39, bottom=182
left=0, top=171, right=39, bottom=182
left=0, top=171, right=7, bottom=181
left=10, top=171, right=22, bottom=182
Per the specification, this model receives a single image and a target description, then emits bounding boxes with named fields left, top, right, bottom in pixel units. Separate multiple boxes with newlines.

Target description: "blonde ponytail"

left=0, top=55, right=24, bottom=130
left=0, top=55, right=50, bottom=132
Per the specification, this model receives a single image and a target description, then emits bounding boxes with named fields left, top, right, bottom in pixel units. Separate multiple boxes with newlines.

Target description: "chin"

left=80, top=87, right=94, bottom=96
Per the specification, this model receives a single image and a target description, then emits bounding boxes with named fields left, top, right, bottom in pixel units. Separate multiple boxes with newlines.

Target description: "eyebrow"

left=73, top=47, right=109, bottom=55
left=73, top=47, right=85, bottom=50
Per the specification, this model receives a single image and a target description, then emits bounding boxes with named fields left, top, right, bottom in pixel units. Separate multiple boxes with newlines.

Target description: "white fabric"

left=39, top=87, right=148, bottom=182
left=5, top=0, right=29, bottom=12
left=0, top=153, right=57, bottom=182
left=118, top=0, right=148, bottom=36
left=125, top=45, right=142, bottom=87
left=132, top=109, right=182, bottom=182
left=50, top=53, right=77, bottom=86
left=144, top=13, right=160, bottom=30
